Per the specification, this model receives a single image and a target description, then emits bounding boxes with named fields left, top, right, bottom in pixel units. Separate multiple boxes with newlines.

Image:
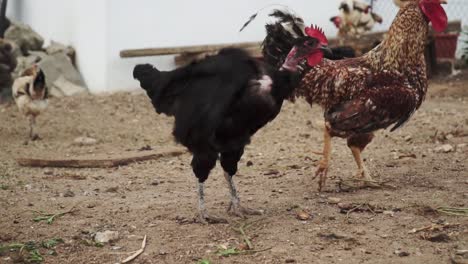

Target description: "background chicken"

left=12, top=65, right=48, bottom=140
left=331, top=0, right=383, bottom=38
left=262, top=0, right=448, bottom=191
left=133, top=32, right=329, bottom=223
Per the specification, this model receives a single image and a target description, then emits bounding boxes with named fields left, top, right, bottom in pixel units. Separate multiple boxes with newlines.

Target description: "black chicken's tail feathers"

left=134, top=63, right=175, bottom=115
left=262, top=10, right=306, bottom=69
left=133, top=64, right=160, bottom=92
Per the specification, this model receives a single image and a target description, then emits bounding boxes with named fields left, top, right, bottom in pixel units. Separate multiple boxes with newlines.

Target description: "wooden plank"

left=16, top=149, right=186, bottom=168
left=120, top=42, right=261, bottom=58
left=174, top=46, right=262, bottom=66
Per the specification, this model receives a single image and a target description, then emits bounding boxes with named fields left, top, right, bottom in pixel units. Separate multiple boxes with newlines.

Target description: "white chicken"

left=12, top=65, right=48, bottom=140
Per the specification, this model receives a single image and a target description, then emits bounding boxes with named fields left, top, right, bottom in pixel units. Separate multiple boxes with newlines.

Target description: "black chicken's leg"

left=221, top=149, right=263, bottom=218
left=192, top=152, right=227, bottom=224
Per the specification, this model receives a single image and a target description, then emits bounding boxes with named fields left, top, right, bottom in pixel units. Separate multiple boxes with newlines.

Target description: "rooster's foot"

left=30, top=134, right=41, bottom=141
left=198, top=211, right=228, bottom=225
left=227, top=202, right=263, bottom=219
left=315, top=165, right=329, bottom=192
left=355, top=170, right=380, bottom=188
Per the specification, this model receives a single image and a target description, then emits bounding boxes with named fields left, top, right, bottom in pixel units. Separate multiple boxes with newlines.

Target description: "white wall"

left=107, top=0, right=342, bottom=92
left=9, top=0, right=343, bottom=93
left=10, top=0, right=465, bottom=93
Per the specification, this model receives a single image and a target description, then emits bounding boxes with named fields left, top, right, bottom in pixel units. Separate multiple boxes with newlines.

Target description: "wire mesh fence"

left=368, top=0, right=468, bottom=60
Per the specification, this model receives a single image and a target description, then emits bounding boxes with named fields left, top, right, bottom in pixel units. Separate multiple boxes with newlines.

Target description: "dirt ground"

left=0, top=72, right=467, bottom=264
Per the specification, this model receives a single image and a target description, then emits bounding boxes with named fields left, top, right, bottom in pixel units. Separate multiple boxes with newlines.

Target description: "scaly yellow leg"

left=315, top=127, right=332, bottom=192
left=350, top=146, right=372, bottom=180
left=349, top=146, right=380, bottom=188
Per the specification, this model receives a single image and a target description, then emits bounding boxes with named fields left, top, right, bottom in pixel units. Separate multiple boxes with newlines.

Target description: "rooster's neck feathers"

left=366, top=2, right=428, bottom=71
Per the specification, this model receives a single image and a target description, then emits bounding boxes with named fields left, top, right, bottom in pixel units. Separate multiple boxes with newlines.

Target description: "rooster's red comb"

left=305, top=25, right=328, bottom=45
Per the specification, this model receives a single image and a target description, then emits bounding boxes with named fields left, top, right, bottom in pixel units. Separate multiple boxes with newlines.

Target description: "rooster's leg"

left=221, top=150, right=263, bottom=218
left=224, top=172, right=263, bottom=218
left=315, top=126, right=332, bottom=192
left=197, top=182, right=227, bottom=224
left=347, top=133, right=378, bottom=187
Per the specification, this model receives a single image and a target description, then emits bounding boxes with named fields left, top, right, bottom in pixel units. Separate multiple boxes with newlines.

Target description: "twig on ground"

left=121, top=235, right=147, bottom=263
left=338, top=178, right=397, bottom=191
left=408, top=223, right=460, bottom=234
left=436, top=207, right=468, bottom=217
left=33, top=206, right=78, bottom=224
left=346, top=204, right=365, bottom=219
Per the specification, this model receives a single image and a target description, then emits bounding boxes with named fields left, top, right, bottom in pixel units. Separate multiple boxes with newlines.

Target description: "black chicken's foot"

left=198, top=210, right=228, bottom=224
left=227, top=201, right=263, bottom=218
left=224, top=172, right=263, bottom=218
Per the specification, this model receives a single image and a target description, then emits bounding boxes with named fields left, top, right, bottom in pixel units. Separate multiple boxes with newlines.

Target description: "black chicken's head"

left=282, top=25, right=332, bottom=71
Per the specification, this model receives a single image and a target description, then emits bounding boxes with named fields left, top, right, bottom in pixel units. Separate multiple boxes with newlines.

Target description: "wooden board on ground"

left=16, top=149, right=186, bottom=168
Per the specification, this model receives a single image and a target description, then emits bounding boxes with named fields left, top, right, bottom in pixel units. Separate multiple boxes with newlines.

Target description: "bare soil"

left=0, top=73, right=467, bottom=264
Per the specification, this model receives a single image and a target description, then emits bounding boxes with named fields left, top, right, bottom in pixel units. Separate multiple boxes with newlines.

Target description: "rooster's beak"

left=440, top=0, right=447, bottom=4
left=320, top=45, right=333, bottom=58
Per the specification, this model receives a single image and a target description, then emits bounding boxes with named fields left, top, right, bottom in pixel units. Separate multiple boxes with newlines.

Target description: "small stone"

left=355, top=229, right=366, bottom=235
left=151, top=180, right=160, bottom=186
left=63, top=190, right=75, bottom=197
left=296, top=210, right=311, bottom=221
left=394, top=249, right=410, bottom=257
left=327, top=197, right=341, bottom=204
left=105, top=187, right=119, bottom=193
left=246, top=161, right=254, bottom=167
left=94, top=231, right=119, bottom=244
left=383, top=210, right=395, bottom=217
left=435, top=144, right=454, bottom=153
left=404, top=135, right=412, bottom=142
left=264, top=169, right=280, bottom=176
left=73, top=137, right=98, bottom=146
left=44, top=169, right=53, bottom=175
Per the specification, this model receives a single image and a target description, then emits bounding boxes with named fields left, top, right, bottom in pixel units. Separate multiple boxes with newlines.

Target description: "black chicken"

left=133, top=31, right=329, bottom=223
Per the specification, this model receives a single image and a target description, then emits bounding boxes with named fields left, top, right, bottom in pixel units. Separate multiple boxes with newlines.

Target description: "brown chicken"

left=261, top=0, right=448, bottom=191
